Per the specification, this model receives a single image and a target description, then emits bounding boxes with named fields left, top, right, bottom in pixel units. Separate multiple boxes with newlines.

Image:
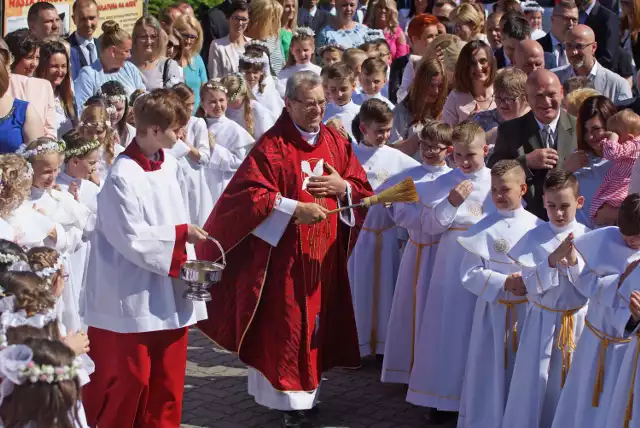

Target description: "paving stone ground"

left=182, top=329, right=449, bottom=428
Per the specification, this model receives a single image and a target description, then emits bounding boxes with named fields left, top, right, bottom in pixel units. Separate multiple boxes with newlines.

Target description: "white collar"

left=583, top=0, right=596, bottom=16
left=549, top=219, right=578, bottom=233
left=535, top=111, right=561, bottom=134
left=309, top=6, right=317, bottom=15
left=422, top=163, right=448, bottom=172
left=498, top=205, right=524, bottom=218
left=58, top=172, right=82, bottom=185
left=293, top=122, right=320, bottom=146
left=461, top=166, right=487, bottom=179
left=76, top=34, right=94, bottom=46
left=587, top=60, right=599, bottom=78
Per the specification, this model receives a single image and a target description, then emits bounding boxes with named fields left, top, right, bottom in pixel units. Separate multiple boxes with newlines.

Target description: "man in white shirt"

left=553, top=25, right=632, bottom=104
left=68, top=0, right=100, bottom=80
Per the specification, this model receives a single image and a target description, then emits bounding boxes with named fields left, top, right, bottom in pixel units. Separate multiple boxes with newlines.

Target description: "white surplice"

left=165, top=117, right=212, bottom=226
left=29, top=187, right=96, bottom=333
left=248, top=124, right=356, bottom=411
left=406, top=167, right=495, bottom=411
left=204, top=116, right=255, bottom=224
left=380, top=163, right=451, bottom=383
left=276, top=63, right=322, bottom=98
left=348, top=145, right=419, bottom=356
left=253, top=76, right=285, bottom=115
left=551, top=227, right=639, bottom=428
left=83, top=152, right=207, bottom=333
left=455, top=207, right=543, bottom=428
left=323, top=101, right=361, bottom=140
left=0, top=219, right=14, bottom=241
left=503, top=220, right=590, bottom=428
left=226, top=99, right=277, bottom=141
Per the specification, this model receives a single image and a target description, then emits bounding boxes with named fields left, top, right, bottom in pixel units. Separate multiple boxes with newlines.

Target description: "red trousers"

left=83, top=326, right=189, bottom=428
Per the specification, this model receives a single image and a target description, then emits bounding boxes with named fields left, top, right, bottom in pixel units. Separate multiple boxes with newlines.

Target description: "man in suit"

left=0, top=38, right=56, bottom=138
left=514, top=39, right=557, bottom=75
left=297, top=0, right=332, bottom=34
left=68, top=0, right=100, bottom=80
left=553, top=25, right=632, bottom=103
left=27, top=2, right=62, bottom=40
left=537, top=0, right=577, bottom=68
left=497, top=12, right=557, bottom=70
left=575, top=0, right=619, bottom=71
left=490, top=69, right=576, bottom=219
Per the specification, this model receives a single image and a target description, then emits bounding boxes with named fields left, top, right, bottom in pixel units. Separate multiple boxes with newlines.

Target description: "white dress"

left=503, top=220, right=590, bottom=428
left=97, top=143, right=125, bottom=184
left=204, top=116, right=255, bottom=225
left=4, top=202, right=57, bottom=249
left=455, top=207, right=543, bottom=428
left=276, top=63, right=322, bottom=97
left=253, top=76, right=285, bottom=115
left=551, top=227, right=639, bottom=428
left=54, top=95, right=74, bottom=138
left=56, top=172, right=100, bottom=214
left=165, top=116, right=212, bottom=226
left=405, top=167, right=495, bottom=411
left=348, top=149, right=420, bottom=356
left=380, top=163, right=451, bottom=384
left=226, top=99, right=277, bottom=141
left=323, top=101, right=361, bottom=140
left=0, top=219, right=14, bottom=241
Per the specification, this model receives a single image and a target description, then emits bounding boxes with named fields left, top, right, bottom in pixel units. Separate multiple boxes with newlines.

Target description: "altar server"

left=348, top=99, right=419, bottom=357
left=405, top=121, right=494, bottom=424
left=551, top=195, right=640, bottom=428
left=504, top=170, right=590, bottom=428
left=456, top=160, right=543, bottom=428
left=381, top=121, right=453, bottom=384
left=81, top=89, right=209, bottom=427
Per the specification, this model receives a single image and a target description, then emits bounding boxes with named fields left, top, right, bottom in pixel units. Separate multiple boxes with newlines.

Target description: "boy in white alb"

left=551, top=195, right=640, bottom=428
left=381, top=121, right=453, bottom=384
left=348, top=98, right=419, bottom=357
left=81, top=89, right=209, bottom=427
left=504, top=170, right=590, bottom=428
left=456, top=160, right=543, bottom=428
left=405, top=122, right=494, bottom=424
left=323, top=62, right=361, bottom=140
left=352, top=58, right=394, bottom=110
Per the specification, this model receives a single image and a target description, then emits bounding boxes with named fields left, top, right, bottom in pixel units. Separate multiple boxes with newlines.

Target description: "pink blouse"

left=441, top=89, right=497, bottom=125
left=385, top=26, right=410, bottom=60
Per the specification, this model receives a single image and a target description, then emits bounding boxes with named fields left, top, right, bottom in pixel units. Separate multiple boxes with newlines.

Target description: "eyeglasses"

left=291, top=98, right=327, bottom=110
left=565, top=42, right=594, bottom=51
left=495, top=95, right=518, bottom=105
left=231, top=15, right=249, bottom=23
left=137, top=34, right=158, bottom=41
left=181, top=33, right=198, bottom=40
left=420, top=143, right=448, bottom=154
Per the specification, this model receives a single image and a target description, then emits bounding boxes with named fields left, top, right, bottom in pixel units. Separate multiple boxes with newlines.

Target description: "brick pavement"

left=181, top=329, right=442, bottom=428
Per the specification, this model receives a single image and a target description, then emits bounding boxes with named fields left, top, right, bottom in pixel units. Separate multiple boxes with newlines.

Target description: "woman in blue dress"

left=0, top=50, right=44, bottom=153
left=570, top=95, right=617, bottom=229
left=317, top=0, right=370, bottom=49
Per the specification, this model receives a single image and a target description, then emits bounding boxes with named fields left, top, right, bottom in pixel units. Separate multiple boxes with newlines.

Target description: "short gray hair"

left=284, top=71, right=322, bottom=100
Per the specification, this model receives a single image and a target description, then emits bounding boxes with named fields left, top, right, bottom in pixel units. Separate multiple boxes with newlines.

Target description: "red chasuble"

left=196, top=110, right=372, bottom=392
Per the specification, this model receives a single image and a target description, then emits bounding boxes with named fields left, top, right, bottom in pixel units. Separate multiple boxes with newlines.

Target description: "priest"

left=196, top=71, right=373, bottom=428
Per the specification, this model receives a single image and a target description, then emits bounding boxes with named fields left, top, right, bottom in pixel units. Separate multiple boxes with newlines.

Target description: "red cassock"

left=196, top=110, right=373, bottom=392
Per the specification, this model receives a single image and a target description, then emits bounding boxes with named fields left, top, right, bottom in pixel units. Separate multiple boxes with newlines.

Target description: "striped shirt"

left=264, top=35, right=285, bottom=76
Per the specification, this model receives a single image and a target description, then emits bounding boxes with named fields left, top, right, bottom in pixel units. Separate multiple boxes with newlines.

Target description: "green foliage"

left=146, top=0, right=224, bottom=19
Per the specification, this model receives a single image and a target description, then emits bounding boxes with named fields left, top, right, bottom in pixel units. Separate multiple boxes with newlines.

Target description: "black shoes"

left=281, top=410, right=312, bottom=428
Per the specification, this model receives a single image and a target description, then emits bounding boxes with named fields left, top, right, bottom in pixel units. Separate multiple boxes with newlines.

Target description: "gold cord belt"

left=531, top=301, right=585, bottom=387
left=362, top=225, right=395, bottom=355
left=585, top=318, right=631, bottom=407
left=407, top=238, right=439, bottom=370
left=498, top=298, right=528, bottom=369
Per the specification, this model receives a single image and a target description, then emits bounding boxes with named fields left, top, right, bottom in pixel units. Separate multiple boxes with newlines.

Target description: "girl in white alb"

left=239, top=50, right=285, bottom=114
left=197, top=80, right=255, bottom=220
left=276, top=28, right=322, bottom=97
left=101, top=81, right=136, bottom=147
left=222, top=74, right=277, bottom=141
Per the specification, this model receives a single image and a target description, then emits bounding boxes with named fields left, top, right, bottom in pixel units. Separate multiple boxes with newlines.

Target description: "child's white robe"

left=348, top=148, right=420, bottom=356
left=405, top=167, right=494, bottom=411
left=380, top=163, right=451, bottom=383
left=253, top=76, right=285, bottom=114
left=83, top=151, right=207, bottom=333
left=56, top=173, right=100, bottom=214
left=276, top=63, right=322, bottom=97
left=165, top=117, right=211, bottom=226
left=0, top=219, right=14, bottom=241
left=322, top=101, right=361, bottom=140
left=456, top=207, right=543, bottom=428
left=4, top=202, right=57, bottom=249
left=503, top=220, right=590, bottom=428
left=204, top=116, right=255, bottom=225
left=226, top=99, right=277, bottom=141
left=352, top=91, right=394, bottom=110
left=551, top=227, right=638, bottom=428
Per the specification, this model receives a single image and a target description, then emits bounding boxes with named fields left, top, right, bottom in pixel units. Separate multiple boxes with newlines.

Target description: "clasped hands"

left=548, top=233, right=577, bottom=268
left=295, top=163, right=347, bottom=225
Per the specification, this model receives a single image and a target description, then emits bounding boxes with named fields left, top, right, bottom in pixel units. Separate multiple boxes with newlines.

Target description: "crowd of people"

left=3, top=0, right=640, bottom=427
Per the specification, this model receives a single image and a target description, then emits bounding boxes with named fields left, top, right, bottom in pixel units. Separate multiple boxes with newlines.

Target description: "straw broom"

left=327, top=178, right=419, bottom=214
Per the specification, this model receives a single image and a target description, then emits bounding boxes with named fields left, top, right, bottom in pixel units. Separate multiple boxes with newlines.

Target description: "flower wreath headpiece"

left=16, top=141, right=66, bottom=159
left=0, top=304, right=58, bottom=349
left=521, top=0, right=544, bottom=13
left=33, top=255, right=62, bottom=288
left=229, top=73, right=246, bottom=102
left=64, top=138, right=102, bottom=158
left=0, top=254, right=30, bottom=273
left=105, top=94, right=127, bottom=104
left=245, top=40, right=269, bottom=51
left=20, top=163, right=33, bottom=182
left=293, top=27, right=315, bottom=38
left=203, top=79, right=228, bottom=94
left=0, top=344, right=82, bottom=406
left=363, top=29, right=386, bottom=44
left=239, top=53, right=267, bottom=66
left=317, top=43, right=345, bottom=55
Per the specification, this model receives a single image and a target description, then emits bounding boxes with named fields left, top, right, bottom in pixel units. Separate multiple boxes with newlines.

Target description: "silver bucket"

left=180, top=237, right=226, bottom=302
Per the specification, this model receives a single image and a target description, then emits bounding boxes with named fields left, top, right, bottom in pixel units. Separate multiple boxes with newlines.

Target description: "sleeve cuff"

left=169, top=224, right=188, bottom=278
left=275, top=196, right=298, bottom=215
left=338, top=181, right=355, bottom=227
left=434, top=198, right=458, bottom=227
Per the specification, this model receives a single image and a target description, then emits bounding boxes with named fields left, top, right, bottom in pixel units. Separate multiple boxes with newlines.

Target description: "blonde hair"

left=247, top=0, right=283, bottom=40
left=99, top=20, right=131, bottom=52
left=278, top=0, right=298, bottom=29
left=494, top=67, right=527, bottom=99
left=607, top=109, right=640, bottom=137
left=565, top=87, right=601, bottom=117
left=425, top=34, right=464, bottom=77
left=343, top=48, right=368, bottom=72
left=0, top=154, right=32, bottom=219
left=221, top=75, right=255, bottom=137
left=196, top=82, right=228, bottom=118
left=132, top=15, right=168, bottom=59
left=285, top=29, right=315, bottom=68
left=452, top=121, right=485, bottom=146
left=365, top=0, right=400, bottom=32
left=173, top=14, right=203, bottom=58
left=451, top=3, right=484, bottom=38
